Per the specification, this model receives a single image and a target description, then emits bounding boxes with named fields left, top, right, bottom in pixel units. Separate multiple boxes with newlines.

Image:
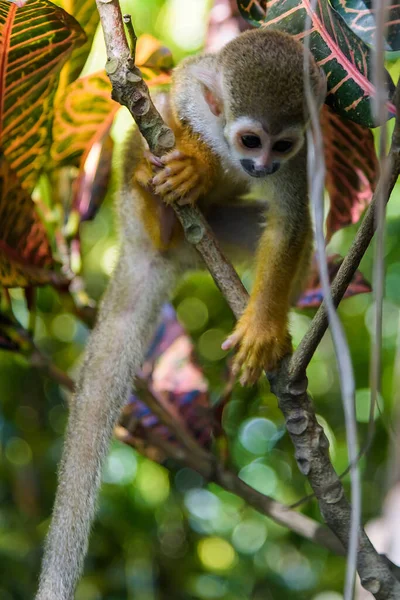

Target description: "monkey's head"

left=194, top=29, right=326, bottom=179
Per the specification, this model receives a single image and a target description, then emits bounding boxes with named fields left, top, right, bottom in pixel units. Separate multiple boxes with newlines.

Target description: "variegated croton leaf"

left=0, top=156, right=57, bottom=287
left=51, top=71, right=118, bottom=169
left=135, top=33, right=174, bottom=86
left=297, top=254, right=371, bottom=308
left=0, top=0, right=85, bottom=287
left=121, top=305, right=212, bottom=463
left=0, top=0, right=85, bottom=191
left=237, top=0, right=395, bottom=126
left=52, top=35, right=173, bottom=171
left=51, top=34, right=174, bottom=237
left=53, top=0, right=100, bottom=86
left=331, top=0, right=400, bottom=52
left=321, top=104, right=379, bottom=239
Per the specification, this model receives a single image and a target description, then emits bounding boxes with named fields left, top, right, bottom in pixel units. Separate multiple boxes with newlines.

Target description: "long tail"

left=36, top=233, right=178, bottom=600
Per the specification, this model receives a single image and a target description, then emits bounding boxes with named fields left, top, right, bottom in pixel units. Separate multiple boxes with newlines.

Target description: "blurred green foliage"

left=1, top=1, right=400, bottom=599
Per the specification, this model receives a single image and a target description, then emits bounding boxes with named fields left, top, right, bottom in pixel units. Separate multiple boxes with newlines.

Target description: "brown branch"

left=115, top=424, right=344, bottom=555
left=96, top=1, right=400, bottom=596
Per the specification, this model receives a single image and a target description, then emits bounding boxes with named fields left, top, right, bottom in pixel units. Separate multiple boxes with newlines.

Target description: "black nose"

left=240, top=159, right=280, bottom=177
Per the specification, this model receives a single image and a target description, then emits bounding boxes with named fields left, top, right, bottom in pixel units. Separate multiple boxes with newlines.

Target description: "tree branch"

left=96, top=1, right=400, bottom=596
left=114, top=424, right=344, bottom=555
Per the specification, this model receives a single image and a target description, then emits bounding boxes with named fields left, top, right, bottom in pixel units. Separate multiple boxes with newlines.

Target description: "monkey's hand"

left=222, top=309, right=292, bottom=386
left=152, top=149, right=214, bottom=206
left=134, top=150, right=163, bottom=190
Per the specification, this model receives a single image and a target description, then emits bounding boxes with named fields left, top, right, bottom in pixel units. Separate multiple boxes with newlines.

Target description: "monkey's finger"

left=152, top=162, right=187, bottom=187
left=173, top=175, right=200, bottom=198
left=155, top=167, right=194, bottom=195
left=165, top=160, right=193, bottom=176
left=221, top=332, right=241, bottom=351
left=148, top=153, right=164, bottom=168
left=161, top=150, right=185, bottom=163
left=162, top=175, right=199, bottom=203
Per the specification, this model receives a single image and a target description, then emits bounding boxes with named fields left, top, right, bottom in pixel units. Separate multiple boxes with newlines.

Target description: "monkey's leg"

left=36, top=191, right=181, bottom=600
left=222, top=200, right=312, bottom=385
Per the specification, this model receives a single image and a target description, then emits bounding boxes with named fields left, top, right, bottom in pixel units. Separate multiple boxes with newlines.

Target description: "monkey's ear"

left=191, top=65, right=223, bottom=116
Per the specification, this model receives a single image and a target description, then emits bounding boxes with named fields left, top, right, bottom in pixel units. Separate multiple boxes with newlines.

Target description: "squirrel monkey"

left=36, top=29, right=325, bottom=599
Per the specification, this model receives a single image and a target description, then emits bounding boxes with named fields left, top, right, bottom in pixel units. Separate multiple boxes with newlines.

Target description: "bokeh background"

left=2, top=1, right=400, bottom=598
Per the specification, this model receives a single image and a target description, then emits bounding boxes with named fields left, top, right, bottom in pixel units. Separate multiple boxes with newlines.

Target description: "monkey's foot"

left=152, top=150, right=208, bottom=205
left=222, top=317, right=292, bottom=386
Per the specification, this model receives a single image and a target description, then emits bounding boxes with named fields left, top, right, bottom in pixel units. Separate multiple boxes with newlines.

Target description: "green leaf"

left=331, top=0, right=400, bottom=52
left=237, top=0, right=395, bottom=126
left=0, top=0, right=85, bottom=192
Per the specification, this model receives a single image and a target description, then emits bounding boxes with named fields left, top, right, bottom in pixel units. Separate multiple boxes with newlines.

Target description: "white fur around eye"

left=225, top=117, right=264, bottom=145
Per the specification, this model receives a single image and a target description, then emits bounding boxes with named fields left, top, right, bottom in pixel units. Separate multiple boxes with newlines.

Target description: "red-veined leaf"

left=331, top=0, right=400, bottom=52
left=0, top=0, right=85, bottom=191
left=297, top=254, right=371, bottom=308
left=0, top=156, right=62, bottom=287
left=237, top=0, right=395, bottom=126
left=321, top=104, right=379, bottom=239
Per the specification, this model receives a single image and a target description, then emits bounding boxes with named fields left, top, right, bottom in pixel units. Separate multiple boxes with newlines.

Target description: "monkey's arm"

left=223, top=150, right=313, bottom=385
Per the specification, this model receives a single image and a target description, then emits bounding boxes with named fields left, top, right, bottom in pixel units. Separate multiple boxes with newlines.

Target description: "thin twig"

left=123, top=14, right=137, bottom=58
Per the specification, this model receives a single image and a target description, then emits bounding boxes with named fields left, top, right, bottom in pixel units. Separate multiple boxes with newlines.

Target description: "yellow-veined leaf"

left=51, top=70, right=119, bottom=168
left=53, top=0, right=99, bottom=86
left=51, top=36, right=173, bottom=169
left=0, top=0, right=85, bottom=191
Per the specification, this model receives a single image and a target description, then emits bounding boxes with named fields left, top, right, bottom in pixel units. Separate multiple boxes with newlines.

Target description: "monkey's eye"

left=241, top=134, right=262, bottom=149
left=272, top=140, right=293, bottom=153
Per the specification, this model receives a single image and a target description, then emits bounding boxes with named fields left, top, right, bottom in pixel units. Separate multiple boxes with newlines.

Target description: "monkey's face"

left=224, top=117, right=304, bottom=179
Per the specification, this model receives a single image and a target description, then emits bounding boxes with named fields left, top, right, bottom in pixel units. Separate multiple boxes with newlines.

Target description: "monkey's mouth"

left=240, top=159, right=280, bottom=177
